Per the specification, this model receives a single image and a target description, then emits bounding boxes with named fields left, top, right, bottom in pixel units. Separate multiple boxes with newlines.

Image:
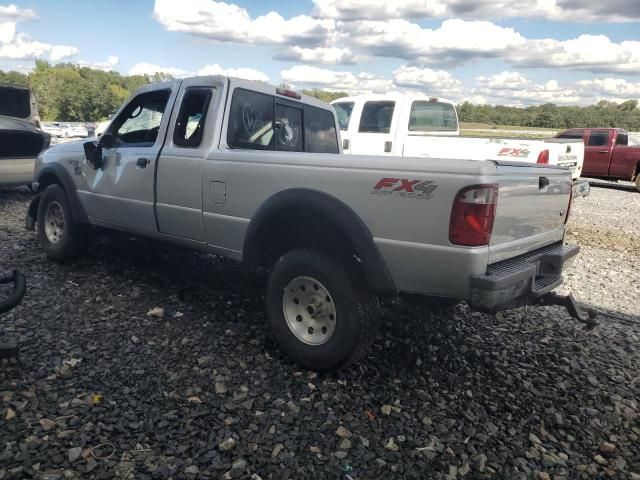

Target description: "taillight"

left=537, top=149, right=549, bottom=164
left=449, top=185, right=498, bottom=247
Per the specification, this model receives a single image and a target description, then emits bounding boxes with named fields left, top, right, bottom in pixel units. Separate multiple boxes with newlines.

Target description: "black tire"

left=635, top=174, right=640, bottom=193
left=266, top=249, right=379, bottom=371
left=36, top=184, right=87, bottom=262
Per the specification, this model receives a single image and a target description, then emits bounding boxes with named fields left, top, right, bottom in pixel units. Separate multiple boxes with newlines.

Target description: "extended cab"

left=556, top=128, right=640, bottom=191
left=26, top=77, right=589, bottom=370
left=332, top=94, right=589, bottom=197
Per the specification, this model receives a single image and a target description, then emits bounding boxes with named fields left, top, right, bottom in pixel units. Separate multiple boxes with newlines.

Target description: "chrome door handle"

left=598, top=150, right=609, bottom=154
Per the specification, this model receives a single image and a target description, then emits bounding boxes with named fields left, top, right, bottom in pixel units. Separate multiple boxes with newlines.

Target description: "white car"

left=42, top=122, right=64, bottom=137
left=61, top=123, right=89, bottom=138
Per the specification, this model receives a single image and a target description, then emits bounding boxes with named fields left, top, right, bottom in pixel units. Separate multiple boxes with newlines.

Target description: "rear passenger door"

left=155, top=77, right=227, bottom=242
left=584, top=130, right=612, bottom=176
left=349, top=100, right=397, bottom=156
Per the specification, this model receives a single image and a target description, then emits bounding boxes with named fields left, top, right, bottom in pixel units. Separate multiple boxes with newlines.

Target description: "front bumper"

left=470, top=242, right=579, bottom=311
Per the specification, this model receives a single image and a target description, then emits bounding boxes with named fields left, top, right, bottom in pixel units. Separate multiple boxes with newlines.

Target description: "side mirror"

left=99, top=132, right=115, bottom=149
left=83, top=141, right=103, bottom=169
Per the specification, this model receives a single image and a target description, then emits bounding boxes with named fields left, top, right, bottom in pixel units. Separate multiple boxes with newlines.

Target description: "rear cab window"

left=408, top=101, right=458, bottom=132
left=359, top=101, right=395, bottom=133
left=227, top=88, right=338, bottom=153
left=332, top=102, right=354, bottom=131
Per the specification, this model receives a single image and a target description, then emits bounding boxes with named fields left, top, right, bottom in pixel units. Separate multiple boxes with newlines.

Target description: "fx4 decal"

left=497, top=147, right=530, bottom=158
left=371, top=178, right=438, bottom=199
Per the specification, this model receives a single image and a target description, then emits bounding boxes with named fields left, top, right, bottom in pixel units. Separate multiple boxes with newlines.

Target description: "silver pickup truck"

left=26, top=76, right=591, bottom=370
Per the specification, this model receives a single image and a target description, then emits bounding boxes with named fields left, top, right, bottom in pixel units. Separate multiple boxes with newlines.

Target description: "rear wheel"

left=635, top=174, right=640, bottom=193
left=36, top=184, right=86, bottom=262
left=266, top=249, right=379, bottom=371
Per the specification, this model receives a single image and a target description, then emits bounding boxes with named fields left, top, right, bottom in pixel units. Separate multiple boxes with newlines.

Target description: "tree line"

left=2, top=64, right=639, bottom=130
left=0, top=61, right=170, bottom=122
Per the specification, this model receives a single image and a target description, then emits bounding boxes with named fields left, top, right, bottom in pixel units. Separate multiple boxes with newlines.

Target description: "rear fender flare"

left=243, top=188, right=395, bottom=294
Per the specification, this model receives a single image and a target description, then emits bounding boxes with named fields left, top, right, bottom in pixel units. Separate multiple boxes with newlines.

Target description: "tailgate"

left=489, top=162, right=571, bottom=264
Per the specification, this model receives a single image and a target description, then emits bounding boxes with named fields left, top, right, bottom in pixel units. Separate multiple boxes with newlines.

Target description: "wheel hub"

left=283, top=276, right=336, bottom=346
left=44, top=201, right=65, bottom=244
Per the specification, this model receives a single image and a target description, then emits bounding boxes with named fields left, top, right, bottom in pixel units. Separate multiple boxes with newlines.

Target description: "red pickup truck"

left=555, top=128, right=640, bottom=191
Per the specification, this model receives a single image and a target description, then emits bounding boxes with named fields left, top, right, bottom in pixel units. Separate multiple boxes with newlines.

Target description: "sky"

left=1, top=0, right=640, bottom=106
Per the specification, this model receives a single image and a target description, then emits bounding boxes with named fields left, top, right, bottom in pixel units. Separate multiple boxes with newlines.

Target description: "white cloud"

left=273, top=46, right=357, bottom=65
left=472, top=71, right=584, bottom=105
left=311, top=0, right=640, bottom=23
left=127, top=62, right=270, bottom=82
left=153, top=0, right=335, bottom=46
left=281, top=65, right=640, bottom=107
left=152, top=1, right=640, bottom=75
left=281, top=65, right=393, bottom=94
left=466, top=70, right=640, bottom=106
left=508, top=35, right=640, bottom=73
left=343, top=18, right=527, bottom=66
left=197, top=63, right=269, bottom=81
left=392, top=65, right=462, bottom=96
left=576, top=77, right=640, bottom=98
left=128, top=62, right=189, bottom=77
left=0, top=4, right=36, bottom=22
left=0, top=5, right=78, bottom=62
left=77, top=56, right=119, bottom=71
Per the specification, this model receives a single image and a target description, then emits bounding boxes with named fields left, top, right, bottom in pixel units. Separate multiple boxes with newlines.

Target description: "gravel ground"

left=0, top=185, right=638, bottom=480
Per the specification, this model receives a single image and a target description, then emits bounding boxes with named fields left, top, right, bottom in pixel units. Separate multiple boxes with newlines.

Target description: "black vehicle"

left=0, top=270, right=26, bottom=359
left=0, top=83, right=51, bottom=186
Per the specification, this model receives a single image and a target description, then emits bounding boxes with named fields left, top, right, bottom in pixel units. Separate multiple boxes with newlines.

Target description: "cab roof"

left=138, top=76, right=334, bottom=112
left=330, top=91, right=456, bottom=105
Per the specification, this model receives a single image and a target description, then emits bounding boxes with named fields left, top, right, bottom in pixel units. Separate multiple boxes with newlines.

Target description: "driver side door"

left=81, top=84, right=178, bottom=234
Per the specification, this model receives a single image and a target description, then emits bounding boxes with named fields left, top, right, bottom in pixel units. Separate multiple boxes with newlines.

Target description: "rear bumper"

left=470, top=242, right=579, bottom=311
left=0, top=157, right=36, bottom=186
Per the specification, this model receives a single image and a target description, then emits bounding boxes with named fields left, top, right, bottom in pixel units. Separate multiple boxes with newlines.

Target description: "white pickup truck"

left=26, top=76, right=592, bottom=371
left=332, top=93, right=589, bottom=196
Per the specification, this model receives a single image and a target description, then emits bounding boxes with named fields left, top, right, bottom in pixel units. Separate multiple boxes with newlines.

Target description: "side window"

left=588, top=131, right=609, bottom=147
left=557, top=131, right=583, bottom=140
left=275, top=104, right=302, bottom=152
left=111, top=90, right=170, bottom=146
left=305, top=105, right=339, bottom=153
left=616, top=132, right=628, bottom=146
left=173, top=88, right=214, bottom=148
left=332, top=102, right=354, bottom=130
left=359, top=101, right=395, bottom=133
left=228, top=89, right=274, bottom=150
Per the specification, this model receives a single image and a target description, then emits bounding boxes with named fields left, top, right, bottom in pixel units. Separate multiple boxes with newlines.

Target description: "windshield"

left=332, top=102, right=354, bottom=130
left=0, top=85, right=31, bottom=119
left=408, top=101, right=458, bottom=132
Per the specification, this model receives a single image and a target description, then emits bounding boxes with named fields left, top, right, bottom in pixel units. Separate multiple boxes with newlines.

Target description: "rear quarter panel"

left=202, top=150, right=497, bottom=297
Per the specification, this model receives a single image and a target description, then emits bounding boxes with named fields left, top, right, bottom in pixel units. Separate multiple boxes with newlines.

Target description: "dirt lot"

left=0, top=185, right=639, bottom=480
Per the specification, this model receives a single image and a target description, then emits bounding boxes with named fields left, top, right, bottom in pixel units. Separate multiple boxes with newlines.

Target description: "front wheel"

left=266, top=249, right=379, bottom=371
left=36, top=184, right=87, bottom=262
